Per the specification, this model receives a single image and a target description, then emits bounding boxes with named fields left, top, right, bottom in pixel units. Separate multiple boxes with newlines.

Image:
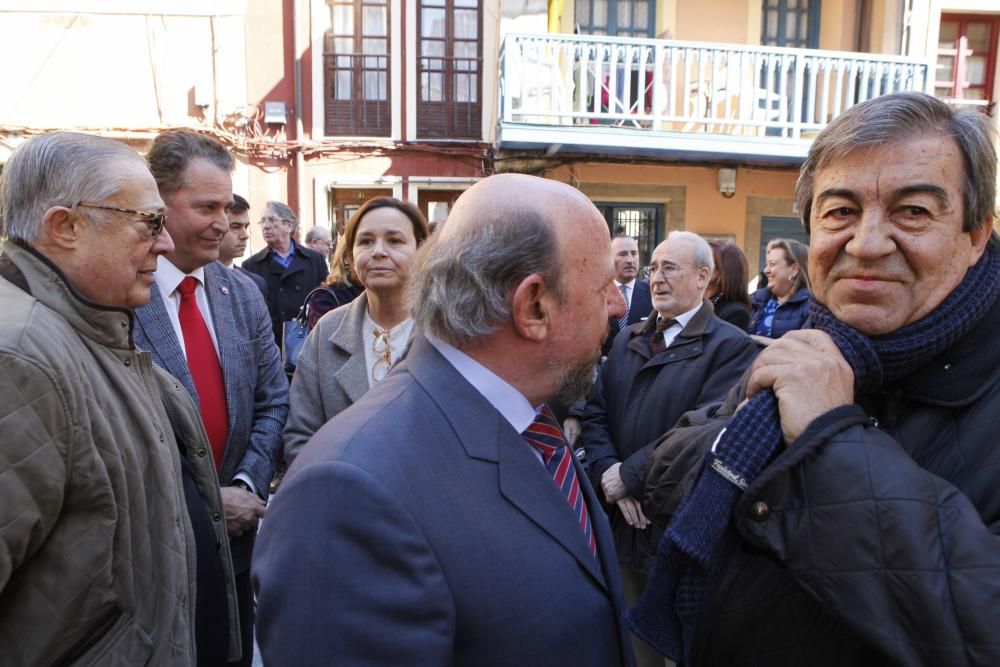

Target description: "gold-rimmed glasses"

left=76, top=201, right=166, bottom=237
left=371, top=328, right=394, bottom=382
left=644, top=262, right=689, bottom=280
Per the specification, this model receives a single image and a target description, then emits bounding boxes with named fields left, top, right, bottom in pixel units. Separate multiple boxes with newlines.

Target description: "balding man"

left=0, top=132, right=238, bottom=663
left=253, top=174, right=635, bottom=666
left=581, top=231, right=757, bottom=666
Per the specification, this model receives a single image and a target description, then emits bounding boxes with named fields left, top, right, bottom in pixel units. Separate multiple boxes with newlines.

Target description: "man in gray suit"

left=133, top=131, right=288, bottom=667
left=253, top=174, right=635, bottom=666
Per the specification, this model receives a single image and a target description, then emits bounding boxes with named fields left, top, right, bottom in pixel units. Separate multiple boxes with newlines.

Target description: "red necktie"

left=522, top=406, right=597, bottom=558
left=649, top=317, right=677, bottom=356
left=177, top=276, right=228, bottom=469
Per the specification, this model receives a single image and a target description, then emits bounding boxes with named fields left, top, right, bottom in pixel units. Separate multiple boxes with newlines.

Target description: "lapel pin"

left=221, top=286, right=229, bottom=295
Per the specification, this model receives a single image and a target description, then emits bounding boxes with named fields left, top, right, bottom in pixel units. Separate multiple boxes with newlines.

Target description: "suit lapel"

left=497, top=429, right=609, bottom=590
left=406, top=336, right=609, bottom=592
left=204, top=263, right=239, bottom=441
left=330, top=296, right=370, bottom=403
left=134, top=286, right=197, bottom=399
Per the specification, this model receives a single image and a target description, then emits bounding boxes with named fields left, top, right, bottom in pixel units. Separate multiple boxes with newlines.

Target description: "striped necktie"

left=522, top=406, right=597, bottom=557
left=617, top=284, right=630, bottom=331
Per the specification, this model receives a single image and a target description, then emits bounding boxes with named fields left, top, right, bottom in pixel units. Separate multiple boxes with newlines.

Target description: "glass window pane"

left=765, top=11, right=777, bottom=41
left=966, top=22, right=991, bottom=51
left=961, top=88, right=986, bottom=100
left=593, top=0, right=607, bottom=28
left=635, top=1, right=648, bottom=30
left=332, top=4, right=353, bottom=34
left=422, top=0, right=445, bottom=5
left=334, top=36, right=354, bottom=54
left=422, top=8, right=446, bottom=38
left=617, top=0, right=630, bottom=29
left=798, top=11, right=808, bottom=40
left=422, top=72, right=443, bottom=101
left=335, top=71, right=352, bottom=100
left=966, top=55, right=986, bottom=85
left=454, top=40, right=476, bottom=59
left=455, top=9, right=478, bottom=39
left=455, top=73, right=470, bottom=102
left=455, top=0, right=478, bottom=7
left=364, top=71, right=387, bottom=100
left=363, top=37, right=387, bottom=55
left=422, top=40, right=445, bottom=57
left=363, top=6, right=387, bottom=36
left=936, top=55, right=955, bottom=79
left=938, top=21, right=958, bottom=49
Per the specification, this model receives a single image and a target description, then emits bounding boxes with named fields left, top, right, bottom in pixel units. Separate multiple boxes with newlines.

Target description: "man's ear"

left=510, top=273, right=553, bottom=342
left=40, top=206, right=79, bottom=250
left=967, top=217, right=993, bottom=264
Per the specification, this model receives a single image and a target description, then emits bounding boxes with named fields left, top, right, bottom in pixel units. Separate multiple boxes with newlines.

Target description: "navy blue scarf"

left=626, top=238, right=1000, bottom=664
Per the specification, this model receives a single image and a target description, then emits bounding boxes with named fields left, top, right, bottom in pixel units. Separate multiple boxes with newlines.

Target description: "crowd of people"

left=0, top=90, right=998, bottom=667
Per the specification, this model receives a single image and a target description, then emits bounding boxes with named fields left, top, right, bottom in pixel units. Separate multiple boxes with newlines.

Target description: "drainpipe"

left=293, top=0, right=308, bottom=224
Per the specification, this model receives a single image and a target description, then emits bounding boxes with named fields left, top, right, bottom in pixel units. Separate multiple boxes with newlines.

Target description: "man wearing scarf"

left=630, top=91, right=1000, bottom=666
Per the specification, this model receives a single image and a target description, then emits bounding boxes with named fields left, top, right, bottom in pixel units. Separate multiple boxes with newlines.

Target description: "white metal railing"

left=499, top=33, right=934, bottom=139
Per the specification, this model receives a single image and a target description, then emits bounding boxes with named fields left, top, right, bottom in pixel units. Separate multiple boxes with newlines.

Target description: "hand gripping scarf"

left=626, top=238, right=1000, bottom=664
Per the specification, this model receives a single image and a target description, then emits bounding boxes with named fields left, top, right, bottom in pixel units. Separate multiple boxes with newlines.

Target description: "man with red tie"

left=254, top=174, right=636, bottom=666
left=134, top=131, right=288, bottom=666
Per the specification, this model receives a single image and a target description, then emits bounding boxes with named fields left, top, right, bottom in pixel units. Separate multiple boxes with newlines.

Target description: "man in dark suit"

left=134, top=131, right=289, bottom=667
left=603, top=235, right=653, bottom=357
left=581, top=231, right=758, bottom=666
left=218, top=194, right=267, bottom=298
left=253, top=174, right=635, bottom=666
left=240, top=200, right=327, bottom=344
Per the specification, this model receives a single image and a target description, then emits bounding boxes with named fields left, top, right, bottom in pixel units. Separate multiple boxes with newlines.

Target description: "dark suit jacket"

left=253, top=336, right=635, bottom=667
left=236, top=265, right=268, bottom=299
left=134, top=261, right=289, bottom=572
left=603, top=279, right=653, bottom=357
left=241, top=242, right=328, bottom=343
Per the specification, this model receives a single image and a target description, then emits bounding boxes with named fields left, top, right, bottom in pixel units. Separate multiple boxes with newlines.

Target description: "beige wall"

left=0, top=11, right=247, bottom=133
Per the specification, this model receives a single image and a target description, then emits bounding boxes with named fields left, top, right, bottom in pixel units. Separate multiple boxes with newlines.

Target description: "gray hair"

left=411, top=207, right=563, bottom=347
left=147, top=130, right=234, bottom=198
left=667, top=230, right=714, bottom=273
left=0, top=132, right=144, bottom=244
left=266, top=201, right=297, bottom=230
left=796, top=91, right=997, bottom=233
left=305, top=226, right=331, bottom=244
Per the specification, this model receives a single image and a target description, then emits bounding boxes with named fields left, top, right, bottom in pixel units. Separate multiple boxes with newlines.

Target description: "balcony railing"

left=499, top=33, right=933, bottom=144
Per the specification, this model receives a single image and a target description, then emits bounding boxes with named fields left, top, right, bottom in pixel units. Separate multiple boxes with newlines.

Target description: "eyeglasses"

left=644, top=263, right=690, bottom=279
left=76, top=201, right=166, bottom=237
left=259, top=216, right=291, bottom=226
left=371, top=328, right=395, bottom=382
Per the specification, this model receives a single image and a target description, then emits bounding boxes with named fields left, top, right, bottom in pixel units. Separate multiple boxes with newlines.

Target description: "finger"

left=634, top=503, right=650, bottom=529
left=618, top=500, right=637, bottom=526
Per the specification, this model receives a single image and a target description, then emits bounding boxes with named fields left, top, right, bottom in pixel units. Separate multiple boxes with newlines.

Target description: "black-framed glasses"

left=76, top=201, right=166, bottom=237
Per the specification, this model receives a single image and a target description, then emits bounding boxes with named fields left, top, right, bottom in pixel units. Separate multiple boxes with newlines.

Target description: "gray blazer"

left=283, top=293, right=372, bottom=464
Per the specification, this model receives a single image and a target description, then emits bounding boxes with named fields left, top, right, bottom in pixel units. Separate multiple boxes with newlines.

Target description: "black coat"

left=580, top=299, right=758, bottom=571
left=242, top=242, right=329, bottom=343
left=710, top=296, right=750, bottom=330
left=644, top=292, right=1000, bottom=666
left=747, top=286, right=810, bottom=338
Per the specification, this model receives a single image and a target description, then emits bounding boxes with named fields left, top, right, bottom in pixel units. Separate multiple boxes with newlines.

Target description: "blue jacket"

left=747, top=286, right=811, bottom=338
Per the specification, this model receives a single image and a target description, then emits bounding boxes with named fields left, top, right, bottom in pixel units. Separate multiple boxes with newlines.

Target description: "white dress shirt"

left=427, top=334, right=547, bottom=464
left=153, top=257, right=220, bottom=357
left=614, top=278, right=636, bottom=311
left=657, top=301, right=704, bottom=350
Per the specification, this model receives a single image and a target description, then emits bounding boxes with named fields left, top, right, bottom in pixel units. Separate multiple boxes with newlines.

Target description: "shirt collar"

left=426, top=334, right=538, bottom=434
left=155, top=256, right=207, bottom=299
left=660, top=301, right=703, bottom=329
left=614, top=278, right=636, bottom=290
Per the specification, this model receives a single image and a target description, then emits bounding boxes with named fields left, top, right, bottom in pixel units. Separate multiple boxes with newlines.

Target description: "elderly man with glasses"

left=241, top=201, right=328, bottom=345
left=0, top=132, right=240, bottom=664
left=579, top=230, right=758, bottom=667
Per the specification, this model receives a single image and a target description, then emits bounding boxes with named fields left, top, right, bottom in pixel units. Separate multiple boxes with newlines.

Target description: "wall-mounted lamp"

left=718, top=168, right=736, bottom=199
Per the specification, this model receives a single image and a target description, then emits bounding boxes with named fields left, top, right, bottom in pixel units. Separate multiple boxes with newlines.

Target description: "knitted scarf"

left=625, top=239, right=1000, bottom=664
